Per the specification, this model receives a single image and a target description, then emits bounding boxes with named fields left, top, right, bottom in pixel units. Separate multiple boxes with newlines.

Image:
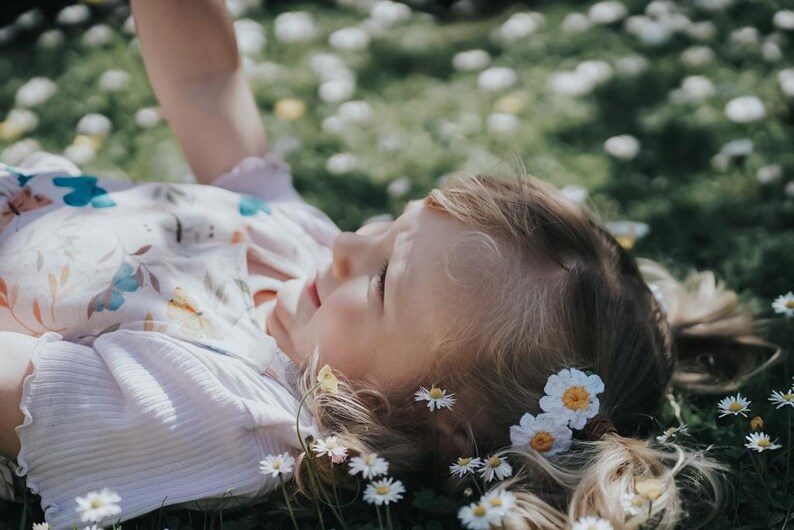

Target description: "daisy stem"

left=375, top=504, right=385, bottom=530
left=295, top=382, right=327, bottom=530
left=470, top=474, right=484, bottom=496
left=329, top=465, right=349, bottom=529
left=279, top=475, right=300, bottom=530
left=432, top=415, right=439, bottom=488
left=747, top=450, right=774, bottom=507
left=785, top=411, right=792, bottom=498
left=385, top=504, right=393, bottom=530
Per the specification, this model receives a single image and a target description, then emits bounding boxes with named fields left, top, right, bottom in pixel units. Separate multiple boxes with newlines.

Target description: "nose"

left=331, top=223, right=389, bottom=282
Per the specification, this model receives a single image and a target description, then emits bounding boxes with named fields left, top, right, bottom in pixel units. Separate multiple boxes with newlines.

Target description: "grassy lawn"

left=1, top=0, right=793, bottom=528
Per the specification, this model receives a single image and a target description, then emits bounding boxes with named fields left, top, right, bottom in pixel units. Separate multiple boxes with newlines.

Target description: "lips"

left=308, top=277, right=321, bottom=307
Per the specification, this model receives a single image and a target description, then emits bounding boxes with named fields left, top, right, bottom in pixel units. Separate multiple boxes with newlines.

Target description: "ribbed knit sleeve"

left=15, top=330, right=317, bottom=530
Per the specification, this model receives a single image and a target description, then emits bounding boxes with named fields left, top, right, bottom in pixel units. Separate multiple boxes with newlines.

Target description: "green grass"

left=1, top=0, right=793, bottom=528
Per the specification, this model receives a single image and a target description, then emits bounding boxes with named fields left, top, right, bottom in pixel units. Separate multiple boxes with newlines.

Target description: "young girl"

left=0, top=2, right=781, bottom=529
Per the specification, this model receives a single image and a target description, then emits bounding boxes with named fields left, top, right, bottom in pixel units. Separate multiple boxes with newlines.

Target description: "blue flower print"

left=94, top=262, right=140, bottom=312
left=53, top=176, right=117, bottom=208
left=0, top=163, right=35, bottom=186
left=239, top=194, right=271, bottom=216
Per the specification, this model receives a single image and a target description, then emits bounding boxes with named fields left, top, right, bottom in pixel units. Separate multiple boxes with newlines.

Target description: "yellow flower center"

left=631, top=496, right=645, bottom=507
left=665, top=427, right=677, bottom=434
left=273, top=461, right=282, bottom=469
left=473, top=505, right=487, bottom=517
left=786, top=300, right=794, bottom=309
left=488, top=456, right=502, bottom=468
left=90, top=499, right=103, bottom=509
left=376, top=485, right=390, bottom=495
left=530, top=431, right=555, bottom=453
left=562, top=386, right=590, bottom=411
left=728, top=402, right=743, bottom=412
left=490, top=498, right=503, bottom=508
left=459, top=457, right=472, bottom=466
left=429, top=388, right=443, bottom=399
left=784, top=393, right=794, bottom=401
left=757, top=439, right=770, bottom=448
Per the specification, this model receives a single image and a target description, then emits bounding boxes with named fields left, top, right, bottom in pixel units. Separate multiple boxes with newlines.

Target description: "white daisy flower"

left=487, top=113, right=519, bottom=134
left=479, top=455, right=513, bottom=482
left=477, top=67, right=518, bottom=92
left=655, top=424, right=688, bottom=443
left=274, top=11, right=316, bottom=43
left=588, top=1, right=628, bottom=25
left=777, top=68, right=794, bottom=97
left=620, top=491, right=650, bottom=516
left=548, top=71, right=595, bottom=97
left=37, top=29, right=65, bottom=49
left=414, top=386, right=456, bottom=411
left=83, top=24, right=114, bottom=47
left=745, top=432, right=782, bottom=452
left=135, top=107, right=161, bottom=129
left=772, top=292, right=794, bottom=317
left=572, top=516, right=614, bottom=530
left=768, top=389, right=794, bottom=409
left=509, top=412, right=572, bottom=458
left=773, top=10, right=794, bottom=30
left=480, top=488, right=517, bottom=517
left=259, top=452, right=295, bottom=479
left=458, top=501, right=501, bottom=530
left=312, top=435, right=349, bottom=463
left=498, top=12, right=542, bottom=42
left=56, top=4, right=90, bottom=25
left=452, top=49, right=491, bottom=72
left=370, top=1, right=412, bottom=27
left=15, top=77, right=57, bottom=108
left=725, top=96, right=766, bottom=123
left=449, top=457, right=483, bottom=478
left=319, top=78, right=356, bottom=103
left=348, top=453, right=389, bottom=479
left=562, top=13, right=593, bottom=33
left=325, top=153, right=358, bottom=175
left=717, top=393, right=751, bottom=418
left=98, top=69, right=130, bottom=92
left=362, top=477, right=405, bottom=505
left=234, top=19, right=266, bottom=56
left=329, top=27, right=370, bottom=51
left=604, top=134, right=640, bottom=160
left=76, top=113, right=112, bottom=136
left=75, top=489, right=122, bottom=523
left=538, top=368, right=605, bottom=429
left=560, top=184, right=589, bottom=205
left=31, top=523, right=48, bottom=530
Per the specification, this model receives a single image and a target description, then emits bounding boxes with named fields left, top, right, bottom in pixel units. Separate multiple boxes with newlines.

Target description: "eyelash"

left=375, top=259, right=389, bottom=301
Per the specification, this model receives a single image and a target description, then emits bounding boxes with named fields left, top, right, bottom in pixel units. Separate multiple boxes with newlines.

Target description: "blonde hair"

left=293, top=169, right=782, bottom=529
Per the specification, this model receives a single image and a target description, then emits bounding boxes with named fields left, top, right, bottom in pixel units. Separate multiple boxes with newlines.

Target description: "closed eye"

left=375, top=259, right=389, bottom=302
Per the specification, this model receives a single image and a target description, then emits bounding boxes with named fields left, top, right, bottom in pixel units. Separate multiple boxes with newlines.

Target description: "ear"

left=434, top=411, right=475, bottom=459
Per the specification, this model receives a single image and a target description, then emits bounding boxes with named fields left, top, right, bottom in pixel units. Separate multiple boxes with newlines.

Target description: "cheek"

left=302, top=291, right=371, bottom=376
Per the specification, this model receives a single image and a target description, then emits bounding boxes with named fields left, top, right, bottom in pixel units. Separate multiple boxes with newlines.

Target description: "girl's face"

left=266, top=199, right=474, bottom=390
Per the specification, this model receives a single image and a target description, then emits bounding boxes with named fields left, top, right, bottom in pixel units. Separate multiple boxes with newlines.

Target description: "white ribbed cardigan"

left=16, top=330, right=317, bottom=530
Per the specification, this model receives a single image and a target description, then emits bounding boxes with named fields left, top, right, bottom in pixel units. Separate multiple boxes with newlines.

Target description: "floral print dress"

left=0, top=151, right=338, bottom=388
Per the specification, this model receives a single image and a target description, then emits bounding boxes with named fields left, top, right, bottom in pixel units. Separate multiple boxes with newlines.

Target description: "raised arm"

left=131, top=0, right=268, bottom=184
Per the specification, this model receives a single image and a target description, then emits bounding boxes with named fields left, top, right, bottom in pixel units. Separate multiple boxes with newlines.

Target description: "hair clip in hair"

left=510, top=368, right=607, bottom=458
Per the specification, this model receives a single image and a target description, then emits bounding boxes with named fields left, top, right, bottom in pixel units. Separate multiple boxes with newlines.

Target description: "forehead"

left=389, top=200, right=475, bottom=352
